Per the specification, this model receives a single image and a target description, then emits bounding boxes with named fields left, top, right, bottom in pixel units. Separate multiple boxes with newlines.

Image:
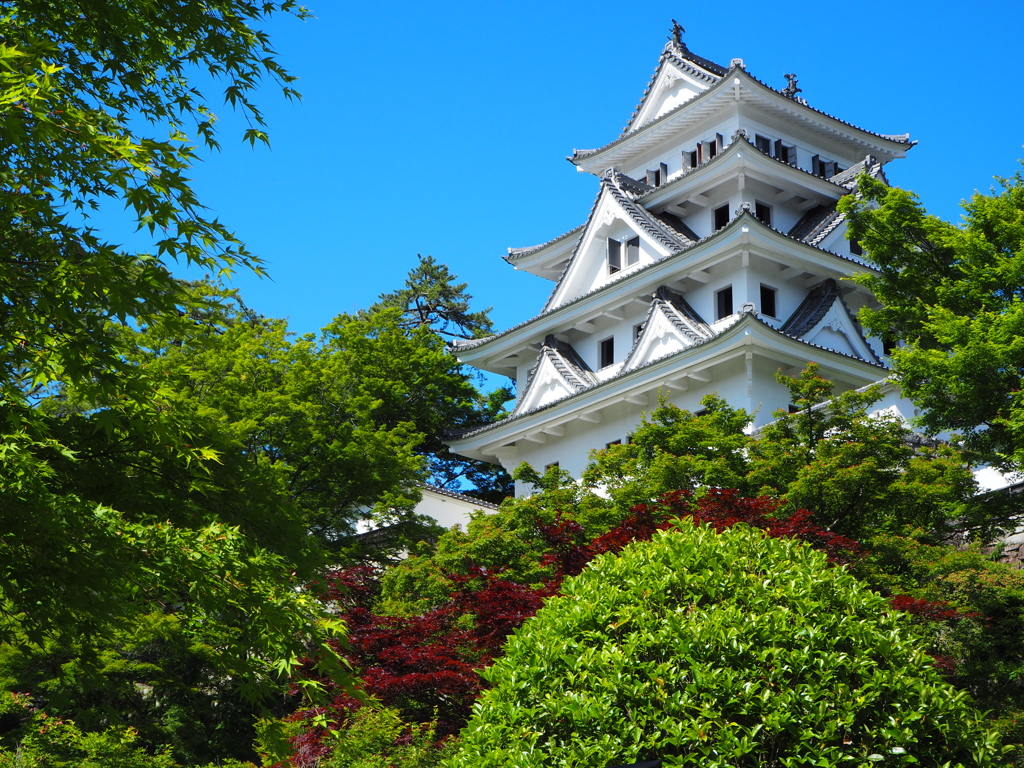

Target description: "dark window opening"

left=605, top=439, right=622, bottom=449
left=625, top=235, right=641, bottom=267
left=788, top=403, right=800, bottom=414
left=607, top=238, right=622, bottom=274
left=693, top=408, right=708, bottom=417
left=754, top=201, right=772, bottom=226
left=646, top=168, right=661, bottom=186
left=774, top=139, right=796, bottom=166
left=716, top=286, right=733, bottom=320
left=544, top=461, right=559, bottom=472
left=714, top=204, right=730, bottom=230
left=760, top=284, right=777, bottom=317
left=689, top=148, right=700, bottom=167
left=633, top=323, right=645, bottom=342
left=850, top=238, right=863, bottom=256
left=599, top=337, right=615, bottom=368
left=882, top=333, right=898, bottom=356
left=812, top=155, right=837, bottom=178
left=754, top=134, right=771, bottom=153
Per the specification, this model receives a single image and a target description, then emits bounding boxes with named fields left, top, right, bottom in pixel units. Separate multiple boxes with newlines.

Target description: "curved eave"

left=447, top=313, right=886, bottom=454
left=571, top=67, right=913, bottom=175
left=505, top=224, right=585, bottom=279
left=455, top=211, right=877, bottom=371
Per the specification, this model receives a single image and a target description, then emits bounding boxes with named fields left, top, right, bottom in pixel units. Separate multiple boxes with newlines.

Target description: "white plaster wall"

left=415, top=489, right=495, bottom=530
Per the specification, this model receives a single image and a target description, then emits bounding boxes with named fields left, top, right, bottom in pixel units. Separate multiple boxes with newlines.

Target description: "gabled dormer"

left=544, top=172, right=696, bottom=311
left=780, top=279, right=880, bottom=365
left=512, top=335, right=596, bottom=417
left=623, top=27, right=725, bottom=135
left=623, top=287, right=714, bottom=372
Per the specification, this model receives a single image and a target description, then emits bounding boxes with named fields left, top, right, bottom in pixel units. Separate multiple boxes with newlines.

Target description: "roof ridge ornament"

left=782, top=73, right=808, bottom=105
left=669, top=19, right=685, bottom=48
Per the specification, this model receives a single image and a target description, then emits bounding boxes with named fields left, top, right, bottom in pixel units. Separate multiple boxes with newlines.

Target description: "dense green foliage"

left=368, top=254, right=514, bottom=500
left=326, top=706, right=457, bottom=768
left=841, top=170, right=1024, bottom=468
left=447, top=523, right=1003, bottom=767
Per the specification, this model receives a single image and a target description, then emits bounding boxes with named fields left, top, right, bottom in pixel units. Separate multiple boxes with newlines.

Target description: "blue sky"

left=157, top=0, right=1023, bottom=337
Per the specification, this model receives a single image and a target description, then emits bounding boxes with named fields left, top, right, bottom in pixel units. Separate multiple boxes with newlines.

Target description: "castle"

left=448, top=24, right=919, bottom=496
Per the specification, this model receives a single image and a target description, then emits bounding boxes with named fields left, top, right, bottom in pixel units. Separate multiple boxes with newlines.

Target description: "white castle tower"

left=448, top=24, right=915, bottom=496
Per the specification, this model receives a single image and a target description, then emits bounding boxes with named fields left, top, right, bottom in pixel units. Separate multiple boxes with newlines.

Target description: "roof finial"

left=669, top=19, right=685, bottom=47
left=782, top=73, right=802, bottom=99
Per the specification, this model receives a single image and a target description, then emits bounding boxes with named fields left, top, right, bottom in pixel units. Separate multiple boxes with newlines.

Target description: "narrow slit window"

left=714, top=204, right=730, bottom=230
left=760, top=284, right=777, bottom=317
left=599, top=337, right=615, bottom=368
left=646, top=168, right=661, bottom=186
left=850, top=238, right=863, bottom=256
left=716, top=286, right=733, bottom=320
left=755, top=201, right=772, bottom=226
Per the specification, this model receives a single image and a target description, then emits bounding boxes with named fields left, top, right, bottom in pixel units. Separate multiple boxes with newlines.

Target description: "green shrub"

left=446, top=522, right=1004, bottom=768
left=328, top=706, right=456, bottom=768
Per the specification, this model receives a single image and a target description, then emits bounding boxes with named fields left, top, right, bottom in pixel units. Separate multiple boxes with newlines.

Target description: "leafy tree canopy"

left=0, top=0, right=352, bottom=725
left=840, top=170, right=1024, bottom=468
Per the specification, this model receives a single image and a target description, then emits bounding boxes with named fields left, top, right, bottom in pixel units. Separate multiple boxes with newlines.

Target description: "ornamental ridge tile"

left=781, top=278, right=841, bottom=336
left=788, top=204, right=838, bottom=242
left=571, top=68, right=913, bottom=166
left=450, top=212, right=875, bottom=356
left=655, top=285, right=711, bottom=337
left=605, top=173, right=695, bottom=252
left=445, top=313, right=885, bottom=442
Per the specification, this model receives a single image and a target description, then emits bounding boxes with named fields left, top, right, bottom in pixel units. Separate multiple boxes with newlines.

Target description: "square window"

left=850, top=237, right=863, bottom=256
left=716, top=286, right=733, bottom=320
left=754, top=134, right=771, bottom=153
left=755, top=201, right=772, bottom=226
left=714, top=204, right=730, bottom=230
left=760, top=284, right=777, bottom=317
left=605, top=439, right=622, bottom=449
left=599, top=337, right=615, bottom=368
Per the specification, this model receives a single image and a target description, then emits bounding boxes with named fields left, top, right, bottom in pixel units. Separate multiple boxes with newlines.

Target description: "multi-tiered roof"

left=447, top=28, right=914, bottom=486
